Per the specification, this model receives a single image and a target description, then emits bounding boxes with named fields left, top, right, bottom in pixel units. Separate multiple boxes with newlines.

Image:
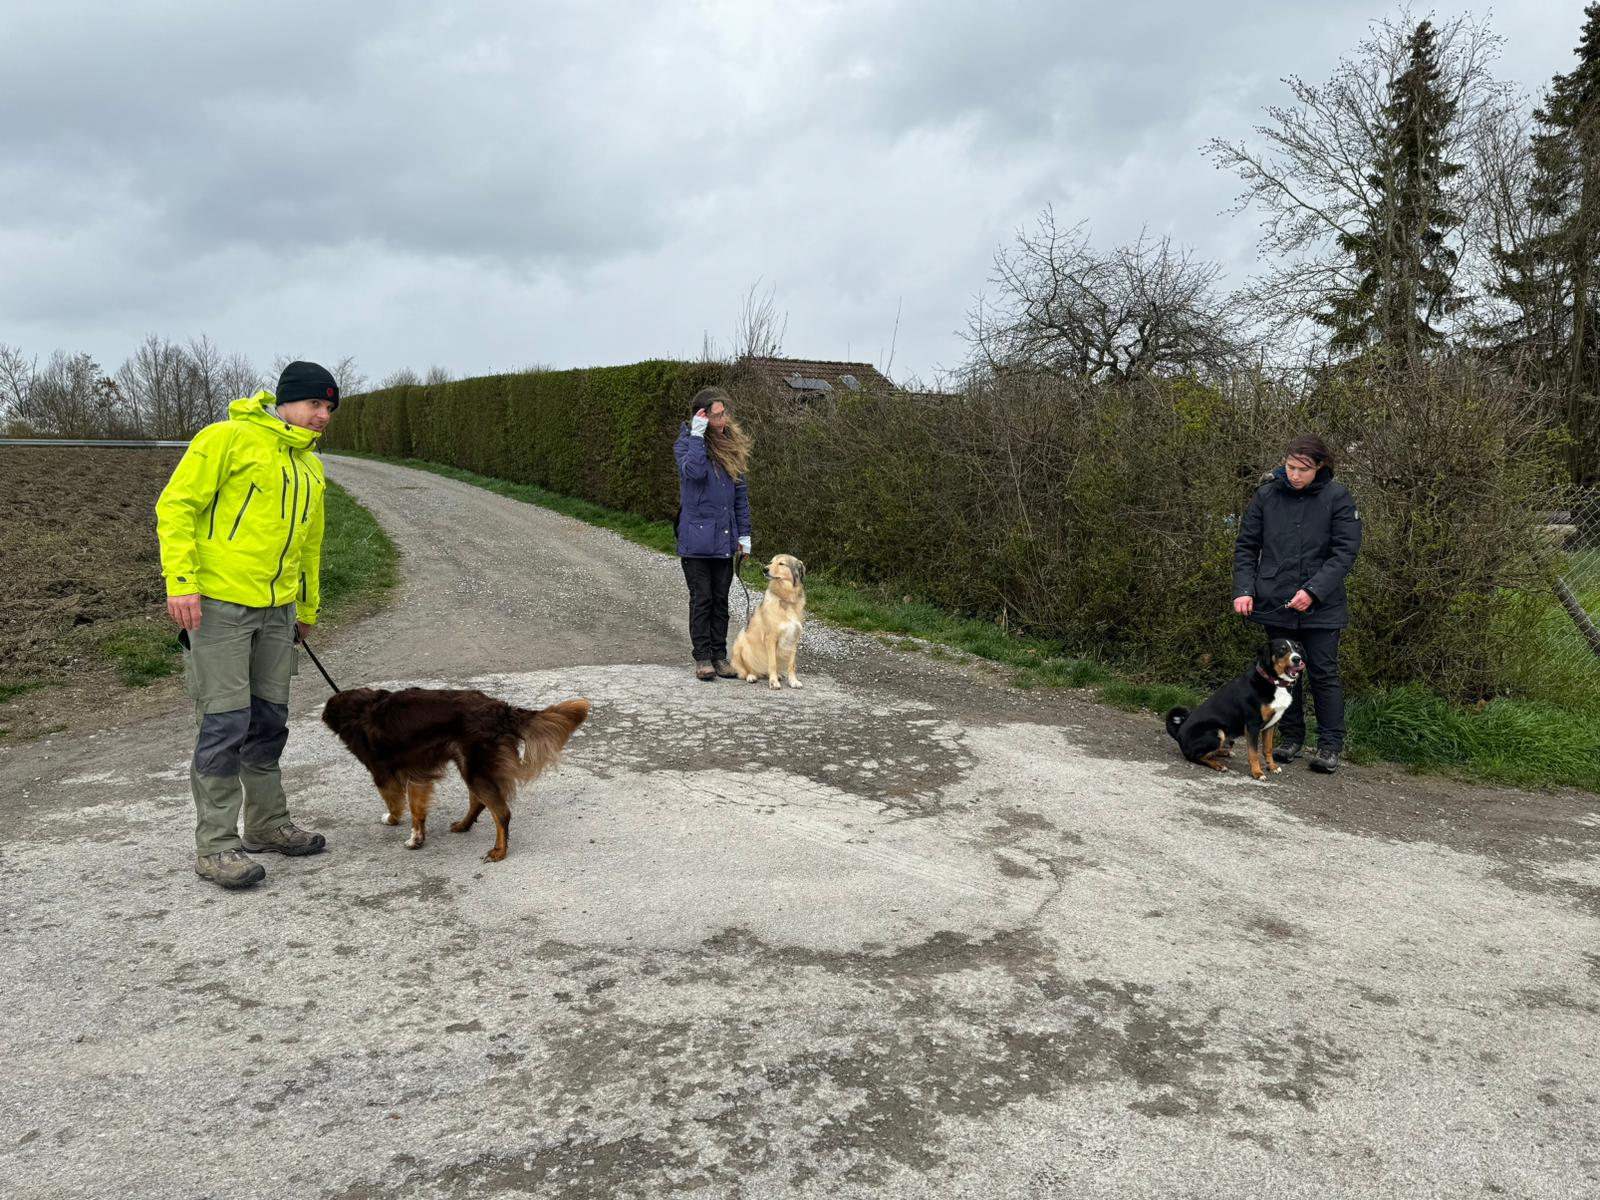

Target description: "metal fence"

left=1545, top=485, right=1600, bottom=686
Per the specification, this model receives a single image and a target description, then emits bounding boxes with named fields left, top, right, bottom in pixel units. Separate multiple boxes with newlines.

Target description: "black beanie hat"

left=276, top=361, right=340, bottom=409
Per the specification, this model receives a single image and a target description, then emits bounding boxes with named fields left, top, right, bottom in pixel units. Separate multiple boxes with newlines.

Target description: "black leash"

left=295, top=630, right=342, bottom=693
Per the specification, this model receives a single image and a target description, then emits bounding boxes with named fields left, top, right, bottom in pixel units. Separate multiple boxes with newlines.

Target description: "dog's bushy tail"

left=512, top=698, right=591, bottom=782
left=1164, top=707, right=1189, bottom=742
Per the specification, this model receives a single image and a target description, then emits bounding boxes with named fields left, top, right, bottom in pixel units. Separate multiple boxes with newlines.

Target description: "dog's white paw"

left=405, top=832, right=423, bottom=848
left=380, top=813, right=398, bottom=826
left=745, top=674, right=759, bottom=683
left=769, top=679, right=782, bottom=690
left=788, top=678, right=803, bottom=689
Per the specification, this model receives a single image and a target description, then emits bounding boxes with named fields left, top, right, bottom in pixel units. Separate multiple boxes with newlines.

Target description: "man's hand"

left=167, top=594, right=202, bottom=631
left=1288, top=589, right=1313, bottom=613
left=296, top=621, right=313, bottom=643
left=1232, top=596, right=1253, bottom=617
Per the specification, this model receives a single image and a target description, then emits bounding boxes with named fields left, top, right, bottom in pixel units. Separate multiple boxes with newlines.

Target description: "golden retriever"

left=731, top=554, right=807, bottom=689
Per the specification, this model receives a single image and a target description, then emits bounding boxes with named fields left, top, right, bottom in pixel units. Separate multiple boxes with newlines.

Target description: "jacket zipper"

left=302, top=474, right=314, bottom=524
left=207, top=494, right=219, bottom=539
left=268, top=449, right=302, bottom=602
left=280, top=467, right=289, bottom=519
left=228, top=483, right=262, bottom=540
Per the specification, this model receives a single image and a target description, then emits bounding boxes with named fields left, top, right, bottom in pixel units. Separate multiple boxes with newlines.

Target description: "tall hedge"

left=321, top=360, right=726, bottom=520
left=325, top=355, right=1563, bottom=702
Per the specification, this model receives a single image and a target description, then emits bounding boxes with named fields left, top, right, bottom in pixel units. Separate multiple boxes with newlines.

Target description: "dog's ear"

left=792, top=557, right=806, bottom=585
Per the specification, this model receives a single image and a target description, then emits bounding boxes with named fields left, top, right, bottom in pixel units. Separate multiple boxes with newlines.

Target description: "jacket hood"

left=230, top=391, right=321, bottom=449
left=1271, top=462, right=1332, bottom=494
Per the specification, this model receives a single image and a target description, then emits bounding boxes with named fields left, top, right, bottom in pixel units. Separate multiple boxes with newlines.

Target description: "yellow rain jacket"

left=156, top=392, right=328, bottom=624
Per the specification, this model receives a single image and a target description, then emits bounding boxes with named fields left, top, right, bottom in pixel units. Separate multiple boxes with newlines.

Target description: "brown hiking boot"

left=713, top=659, right=739, bottom=678
left=695, top=661, right=716, bottom=682
left=195, top=849, right=266, bottom=890
left=241, top=822, right=327, bottom=856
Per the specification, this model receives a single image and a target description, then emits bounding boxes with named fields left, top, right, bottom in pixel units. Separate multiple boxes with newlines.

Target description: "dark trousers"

left=682, top=556, right=735, bottom=662
left=1265, top=625, right=1345, bottom=750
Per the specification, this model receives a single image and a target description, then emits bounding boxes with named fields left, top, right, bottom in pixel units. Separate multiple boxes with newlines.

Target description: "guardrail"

left=0, top=438, right=191, bottom=448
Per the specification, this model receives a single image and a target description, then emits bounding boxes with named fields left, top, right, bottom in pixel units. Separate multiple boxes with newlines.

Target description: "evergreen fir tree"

left=1492, top=3, right=1600, bottom=481
left=1317, top=20, right=1464, bottom=357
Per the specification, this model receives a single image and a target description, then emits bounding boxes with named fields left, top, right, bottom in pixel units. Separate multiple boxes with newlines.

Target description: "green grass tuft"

left=0, top=680, right=46, bottom=704
left=96, top=623, right=182, bottom=686
left=1347, top=686, right=1600, bottom=791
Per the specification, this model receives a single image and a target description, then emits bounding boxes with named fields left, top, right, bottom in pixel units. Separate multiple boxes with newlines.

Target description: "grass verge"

left=330, top=452, right=1600, bottom=793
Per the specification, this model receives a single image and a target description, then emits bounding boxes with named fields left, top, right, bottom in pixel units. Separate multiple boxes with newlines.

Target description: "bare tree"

left=218, top=352, right=262, bottom=404
left=185, top=334, right=234, bottom=426
left=967, top=208, right=1254, bottom=381
left=733, top=278, right=788, bottom=361
left=0, top=343, right=33, bottom=426
left=1207, top=12, right=1515, bottom=355
left=380, top=367, right=422, bottom=388
left=332, top=355, right=366, bottom=397
left=117, top=334, right=209, bottom=438
left=23, top=351, right=118, bottom=437
left=423, top=364, right=453, bottom=385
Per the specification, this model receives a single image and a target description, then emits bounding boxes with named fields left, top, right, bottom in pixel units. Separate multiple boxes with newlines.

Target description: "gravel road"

left=2, top=453, right=1596, bottom=1199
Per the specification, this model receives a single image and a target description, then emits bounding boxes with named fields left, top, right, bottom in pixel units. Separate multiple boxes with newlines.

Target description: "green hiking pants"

left=180, top=598, right=300, bottom=855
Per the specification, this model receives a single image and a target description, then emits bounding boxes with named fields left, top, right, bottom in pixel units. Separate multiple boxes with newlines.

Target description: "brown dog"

left=321, top=687, right=590, bottom=862
left=730, top=554, right=807, bottom=689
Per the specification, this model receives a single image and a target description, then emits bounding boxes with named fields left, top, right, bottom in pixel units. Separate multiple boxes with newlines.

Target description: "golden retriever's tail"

left=512, top=698, right=591, bottom=783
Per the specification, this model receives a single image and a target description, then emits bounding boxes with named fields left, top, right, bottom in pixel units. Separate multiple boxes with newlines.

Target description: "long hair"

left=692, top=387, right=753, bottom=479
left=1285, top=434, right=1334, bottom=475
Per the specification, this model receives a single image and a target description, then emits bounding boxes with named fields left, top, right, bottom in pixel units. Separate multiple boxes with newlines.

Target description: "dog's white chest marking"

left=777, top=619, right=802, bottom=650
left=1263, top=685, right=1292, bottom=729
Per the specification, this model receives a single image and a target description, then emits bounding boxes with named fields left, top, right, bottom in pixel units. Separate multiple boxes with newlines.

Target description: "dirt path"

left=2, top=455, right=1597, bottom=1199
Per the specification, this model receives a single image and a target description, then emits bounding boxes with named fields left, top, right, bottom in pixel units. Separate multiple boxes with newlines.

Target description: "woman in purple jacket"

left=674, top=387, right=753, bottom=681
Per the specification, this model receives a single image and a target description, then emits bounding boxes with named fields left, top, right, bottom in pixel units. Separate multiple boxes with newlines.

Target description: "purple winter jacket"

left=674, top=424, right=751, bottom=559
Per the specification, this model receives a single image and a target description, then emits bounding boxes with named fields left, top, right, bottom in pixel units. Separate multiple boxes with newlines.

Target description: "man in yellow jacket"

left=156, top=361, right=339, bottom=889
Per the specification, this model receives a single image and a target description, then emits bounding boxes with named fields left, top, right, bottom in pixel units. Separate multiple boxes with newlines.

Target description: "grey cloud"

left=0, top=0, right=1582, bottom=385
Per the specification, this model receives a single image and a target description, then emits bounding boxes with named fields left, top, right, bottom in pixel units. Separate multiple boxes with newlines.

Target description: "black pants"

left=1265, top=625, right=1345, bottom=750
left=682, top=556, right=735, bottom=663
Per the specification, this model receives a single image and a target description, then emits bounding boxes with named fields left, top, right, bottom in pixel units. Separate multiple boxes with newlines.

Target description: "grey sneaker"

left=195, top=849, right=266, bottom=890
left=712, top=658, right=739, bottom=679
left=241, top=823, right=327, bottom=856
left=694, top=661, right=716, bottom=682
left=1309, top=747, right=1342, bottom=774
left=1273, top=740, right=1303, bottom=764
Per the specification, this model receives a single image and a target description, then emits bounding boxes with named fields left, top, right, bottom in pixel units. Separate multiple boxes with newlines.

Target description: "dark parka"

left=674, top=423, right=751, bottom=558
left=1232, top=465, right=1362, bottom=630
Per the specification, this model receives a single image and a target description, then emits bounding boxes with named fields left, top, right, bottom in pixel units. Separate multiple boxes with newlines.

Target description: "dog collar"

left=1257, top=665, right=1294, bottom=687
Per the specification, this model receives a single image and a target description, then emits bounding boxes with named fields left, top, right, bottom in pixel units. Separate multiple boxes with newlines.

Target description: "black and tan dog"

left=1165, top=639, right=1305, bottom=780
left=322, top=687, right=589, bottom=862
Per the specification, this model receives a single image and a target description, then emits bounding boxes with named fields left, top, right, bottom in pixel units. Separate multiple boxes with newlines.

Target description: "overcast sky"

left=0, top=1, right=1585, bottom=389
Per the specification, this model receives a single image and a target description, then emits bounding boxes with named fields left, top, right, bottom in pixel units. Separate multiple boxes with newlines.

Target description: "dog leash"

left=734, top=551, right=755, bottom=626
left=295, top=629, right=342, bottom=693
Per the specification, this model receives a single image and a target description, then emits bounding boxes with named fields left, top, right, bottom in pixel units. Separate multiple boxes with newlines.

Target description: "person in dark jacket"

left=1232, top=434, right=1362, bottom=774
left=674, top=387, right=753, bottom=681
